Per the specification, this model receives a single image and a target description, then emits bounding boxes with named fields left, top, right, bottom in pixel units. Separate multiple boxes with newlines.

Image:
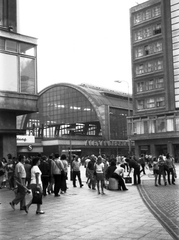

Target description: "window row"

left=133, top=23, right=161, bottom=43
left=134, top=41, right=162, bottom=59
left=26, top=122, right=102, bottom=138
left=129, top=116, right=179, bottom=135
left=135, top=59, right=163, bottom=76
left=136, top=77, right=164, bottom=93
left=136, top=96, right=165, bottom=110
left=0, top=38, right=36, bottom=56
left=133, top=5, right=161, bottom=25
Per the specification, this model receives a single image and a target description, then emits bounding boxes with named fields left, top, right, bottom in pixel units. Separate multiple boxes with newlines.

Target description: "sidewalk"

left=0, top=166, right=177, bottom=240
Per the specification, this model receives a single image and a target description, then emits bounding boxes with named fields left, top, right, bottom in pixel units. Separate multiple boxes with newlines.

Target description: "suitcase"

left=124, top=176, right=132, bottom=184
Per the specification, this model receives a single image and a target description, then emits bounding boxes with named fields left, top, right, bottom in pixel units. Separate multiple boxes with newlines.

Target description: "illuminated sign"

left=17, top=135, right=35, bottom=143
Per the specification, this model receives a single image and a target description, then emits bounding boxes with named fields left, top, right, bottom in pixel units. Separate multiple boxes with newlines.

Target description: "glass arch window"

left=24, top=86, right=101, bottom=138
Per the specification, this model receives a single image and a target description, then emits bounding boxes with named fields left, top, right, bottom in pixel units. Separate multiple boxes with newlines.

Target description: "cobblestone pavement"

left=0, top=165, right=178, bottom=240
left=138, top=165, right=179, bottom=240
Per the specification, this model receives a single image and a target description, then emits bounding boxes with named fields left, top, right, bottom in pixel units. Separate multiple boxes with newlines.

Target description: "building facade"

left=0, top=0, right=38, bottom=158
left=17, top=83, right=133, bottom=158
left=129, top=0, right=179, bottom=161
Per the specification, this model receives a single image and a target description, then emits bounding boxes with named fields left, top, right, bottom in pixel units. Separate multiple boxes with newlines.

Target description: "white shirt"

left=30, top=165, right=42, bottom=186
left=95, top=162, right=104, bottom=173
left=15, top=162, right=26, bottom=179
left=114, top=166, right=124, bottom=177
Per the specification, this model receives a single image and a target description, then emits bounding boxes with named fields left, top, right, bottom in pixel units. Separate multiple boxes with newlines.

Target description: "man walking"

left=9, top=155, right=28, bottom=212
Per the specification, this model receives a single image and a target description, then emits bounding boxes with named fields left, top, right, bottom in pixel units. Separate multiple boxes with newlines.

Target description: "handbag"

left=124, top=176, right=132, bottom=184
left=32, top=186, right=42, bottom=204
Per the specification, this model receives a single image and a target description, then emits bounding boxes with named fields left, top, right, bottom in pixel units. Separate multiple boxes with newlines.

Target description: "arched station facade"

left=17, top=83, right=133, bottom=158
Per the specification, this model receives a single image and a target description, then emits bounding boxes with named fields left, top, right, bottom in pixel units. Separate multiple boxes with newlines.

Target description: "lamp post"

left=114, top=80, right=131, bottom=155
left=69, top=127, right=75, bottom=181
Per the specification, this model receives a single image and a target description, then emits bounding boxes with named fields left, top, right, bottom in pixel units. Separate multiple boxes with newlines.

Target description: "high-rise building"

left=0, top=0, right=38, bottom=158
left=129, top=0, right=179, bottom=161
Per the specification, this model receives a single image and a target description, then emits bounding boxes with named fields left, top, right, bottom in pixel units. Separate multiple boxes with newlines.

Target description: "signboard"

left=17, top=135, right=35, bottom=144
left=85, top=140, right=135, bottom=147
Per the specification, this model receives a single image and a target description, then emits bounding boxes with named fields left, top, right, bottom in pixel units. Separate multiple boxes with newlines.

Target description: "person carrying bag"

left=25, top=157, right=45, bottom=214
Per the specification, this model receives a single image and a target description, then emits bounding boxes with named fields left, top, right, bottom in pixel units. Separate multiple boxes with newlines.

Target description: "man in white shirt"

left=111, top=164, right=128, bottom=191
left=9, top=155, right=28, bottom=212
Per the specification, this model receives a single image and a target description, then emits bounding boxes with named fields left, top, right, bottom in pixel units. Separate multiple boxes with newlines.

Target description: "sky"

left=18, top=0, right=146, bottom=94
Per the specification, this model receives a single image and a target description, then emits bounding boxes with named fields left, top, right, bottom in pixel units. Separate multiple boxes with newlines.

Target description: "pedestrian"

left=87, top=155, right=96, bottom=190
left=6, top=154, right=15, bottom=190
left=39, top=155, right=51, bottom=196
left=165, top=153, right=175, bottom=185
left=72, top=155, right=83, bottom=188
left=94, top=156, right=105, bottom=194
left=51, top=153, right=64, bottom=197
left=0, top=159, right=5, bottom=189
left=158, top=155, right=167, bottom=186
left=139, top=154, right=146, bottom=175
left=126, top=157, right=141, bottom=185
left=152, top=157, right=159, bottom=186
left=60, top=154, right=68, bottom=193
left=111, top=163, right=128, bottom=191
left=25, top=157, right=45, bottom=214
left=24, top=159, right=31, bottom=187
left=9, top=155, right=28, bottom=213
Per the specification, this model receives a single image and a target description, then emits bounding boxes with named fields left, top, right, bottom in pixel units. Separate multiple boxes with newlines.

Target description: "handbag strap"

left=55, top=160, right=62, bottom=171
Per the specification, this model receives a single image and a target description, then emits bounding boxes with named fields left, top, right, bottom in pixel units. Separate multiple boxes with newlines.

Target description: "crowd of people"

left=0, top=152, right=177, bottom=210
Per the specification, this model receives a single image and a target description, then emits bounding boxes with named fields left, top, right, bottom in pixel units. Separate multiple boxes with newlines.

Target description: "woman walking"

left=26, top=157, right=45, bottom=214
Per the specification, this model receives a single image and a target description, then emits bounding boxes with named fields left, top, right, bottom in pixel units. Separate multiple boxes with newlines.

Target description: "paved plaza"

left=0, top=165, right=178, bottom=240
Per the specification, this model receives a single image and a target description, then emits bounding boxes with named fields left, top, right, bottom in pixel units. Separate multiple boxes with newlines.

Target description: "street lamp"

left=114, top=80, right=131, bottom=155
left=69, top=127, right=75, bottom=181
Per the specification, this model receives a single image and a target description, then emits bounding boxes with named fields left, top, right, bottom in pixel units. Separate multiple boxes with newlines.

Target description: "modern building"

left=0, top=0, right=38, bottom=158
left=129, top=0, right=179, bottom=161
left=17, top=83, right=133, bottom=158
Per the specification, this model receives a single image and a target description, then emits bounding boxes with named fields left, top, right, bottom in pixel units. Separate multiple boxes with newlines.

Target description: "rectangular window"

left=20, top=43, right=35, bottom=56
left=175, top=117, right=179, bottom=131
left=137, top=82, right=144, bottom=92
left=0, top=53, right=18, bottom=91
left=148, top=80, right=154, bottom=90
left=146, top=98, right=155, bottom=108
left=0, top=38, right=5, bottom=50
left=137, top=100, right=144, bottom=110
left=167, top=118, right=174, bottom=131
left=157, top=118, right=166, bottom=132
left=6, top=40, right=17, bottom=52
left=156, top=97, right=165, bottom=107
left=156, top=78, right=164, bottom=89
left=149, top=119, right=156, bottom=133
left=20, top=57, right=35, bottom=94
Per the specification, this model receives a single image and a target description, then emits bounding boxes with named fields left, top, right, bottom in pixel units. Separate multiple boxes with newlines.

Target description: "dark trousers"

left=133, top=166, right=141, bottom=185
left=73, top=171, right=82, bottom=187
left=166, top=168, right=175, bottom=184
left=53, top=174, right=61, bottom=196
left=12, top=179, right=26, bottom=209
left=140, top=164, right=146, bottom=175
left=111, top=173, right=127, bottom=190
left=61, top=173, right=67, bottom=192
left=41, top=176, right=49, bottom=196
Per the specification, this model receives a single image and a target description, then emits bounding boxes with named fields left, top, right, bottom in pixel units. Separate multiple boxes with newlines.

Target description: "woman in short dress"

left=94, top=156, right=105, bottom=194
left=26, top=157, right=45, bottom=214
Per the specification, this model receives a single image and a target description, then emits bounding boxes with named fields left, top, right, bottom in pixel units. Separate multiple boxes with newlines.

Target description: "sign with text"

left=85, top=140, right=135, bottom=147
left=17, top=135, right=35, bottom=144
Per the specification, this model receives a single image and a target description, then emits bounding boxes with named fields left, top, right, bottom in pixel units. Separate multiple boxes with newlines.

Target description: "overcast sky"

left=18, top=0, right=146, bottom=93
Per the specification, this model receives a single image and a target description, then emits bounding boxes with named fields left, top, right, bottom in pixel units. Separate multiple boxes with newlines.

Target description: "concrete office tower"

left=129, top=0, right=179, bottom=161
left=0, top=0, right=38, bottom=158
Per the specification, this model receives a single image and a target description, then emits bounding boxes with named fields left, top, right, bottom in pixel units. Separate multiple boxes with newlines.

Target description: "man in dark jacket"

left=126, top=157, right=141, bottom=185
